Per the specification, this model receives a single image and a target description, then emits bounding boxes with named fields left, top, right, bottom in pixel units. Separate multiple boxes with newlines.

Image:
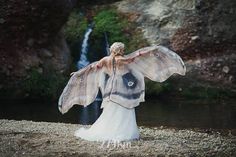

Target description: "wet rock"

left=195, top=59, right=201, bottom=67
left=7, top=65, right=13, bottom=70
left=222, top=66, right=230, bottom=73
left=0, top=18, right=5, bottom=24
left=0, top=0, right=74, bottom=99
left=39, top=49, right=53, bottom=58
left=27, top=38, right=34, bottom=47
left=229, top=75, right=233, bottom=82
left=116, top=0, right=196, bottom=45
left=116, top=0, right=236, bottom=56
left=36, top=67, right=43, bottom=74
left=24, top=65, right=30, bottom=70
left=215, top=40, right=220, bottom=44
left=184, top=53, right=236, bottom=89
left=191, top=35, right=199, bottom=41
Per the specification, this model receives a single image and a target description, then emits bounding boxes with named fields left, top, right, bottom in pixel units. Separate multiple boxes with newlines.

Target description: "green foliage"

left=145, top=78, right=236, bottom=100
left=63, top=11, right=88, bottom=43
left=82, top=9, right=133, bottom=62
left=145, top=81, right=163, bottom=95
left=181, top=86, right=236, bottom=100
left=63, top=8, right=149, bottom=63
left=145, top=80, right=172, bottom=96
left=90, top=8, right=149, bottom=57
left=63, top=11, right=89, bottom=63
left=93, top=9, right=128, bottom=44
left=22, top=68, right=67, bottom=100
left=97, top=9, right=149, bottom=53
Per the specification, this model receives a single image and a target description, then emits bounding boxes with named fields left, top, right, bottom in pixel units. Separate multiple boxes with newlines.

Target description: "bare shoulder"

left=99, top=56, right=110, bottom=62
left=95, top=56, right=111, bottom=68
left=116, top=55, right=134, bottom=64
left=115, top=56, right=126, bottom=60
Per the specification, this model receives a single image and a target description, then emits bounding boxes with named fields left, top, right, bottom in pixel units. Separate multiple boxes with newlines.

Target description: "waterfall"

left=78, top=24, right=103, bottom=125
left=77, top=26, right=92, bottom=69
left=104, top=32, right=110, bottom=55
left=78, top=25, right=92, bottom=124
left=77, top=25, right=111, bottom=124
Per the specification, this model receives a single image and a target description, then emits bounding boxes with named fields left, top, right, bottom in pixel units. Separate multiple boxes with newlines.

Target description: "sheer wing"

left=58, top=62, right=101, bottom=114
left=125, top=45, right=186, bottom=82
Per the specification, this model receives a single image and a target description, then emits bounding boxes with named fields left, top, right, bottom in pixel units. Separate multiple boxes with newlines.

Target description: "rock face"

left=115, top=0, right=236, bottom=52
left=116, top=0, right=196, bottom=45
left=0, top=0, right=75, bottom=98
left=115, top=0, right=236, bottom=91
left=0, top=0, right=76, bottom=46
left=1, top=0, right=236, bottom=99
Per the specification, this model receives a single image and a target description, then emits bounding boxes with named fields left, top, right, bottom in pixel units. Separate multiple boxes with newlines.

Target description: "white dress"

left=59, top=46, right=186, bottom=141
left=74, top=100, right=140, bottom=141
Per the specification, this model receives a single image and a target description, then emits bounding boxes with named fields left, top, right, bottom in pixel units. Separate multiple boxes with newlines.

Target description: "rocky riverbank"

left=0, top=119, right=235, bottom=156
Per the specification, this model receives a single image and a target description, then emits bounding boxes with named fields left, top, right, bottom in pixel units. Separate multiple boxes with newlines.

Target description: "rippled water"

left=0, top=99, right=235, bottom=129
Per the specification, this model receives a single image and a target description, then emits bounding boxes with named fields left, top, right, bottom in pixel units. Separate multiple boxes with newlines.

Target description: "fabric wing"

left=125, top=45, right=186, bottom=82
left=58, top=62, right=101, bottom=114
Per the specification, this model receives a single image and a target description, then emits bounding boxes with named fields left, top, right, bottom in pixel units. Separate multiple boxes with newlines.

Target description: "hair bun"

left=110, top=42, right=125, bottom=56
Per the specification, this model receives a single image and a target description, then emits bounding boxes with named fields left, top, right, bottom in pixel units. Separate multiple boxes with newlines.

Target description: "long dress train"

left=74, top=100, right=140, bottom=141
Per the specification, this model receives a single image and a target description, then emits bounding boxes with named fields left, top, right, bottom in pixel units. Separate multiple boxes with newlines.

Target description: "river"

left=0, top=99, right=235, bottom=129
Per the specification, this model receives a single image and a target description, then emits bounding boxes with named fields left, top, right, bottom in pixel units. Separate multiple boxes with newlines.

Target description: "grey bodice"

left=99, top=62, right=145, bottom=109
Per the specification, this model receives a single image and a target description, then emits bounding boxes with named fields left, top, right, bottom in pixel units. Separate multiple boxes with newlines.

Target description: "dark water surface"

left=0, top=99, right=235, bottom=129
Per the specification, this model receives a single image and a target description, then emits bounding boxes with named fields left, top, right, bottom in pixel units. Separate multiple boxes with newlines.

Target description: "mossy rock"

left=63, top=7, right=149, bottom=63
left=145, top=79, right=172, bottom=97
left=21, top=68, right=68, bottom=100
left=180, top=86, right=236, bottom=100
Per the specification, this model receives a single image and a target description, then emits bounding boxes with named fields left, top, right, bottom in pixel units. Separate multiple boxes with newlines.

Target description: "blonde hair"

left=110, top=42, right=125, bottom=56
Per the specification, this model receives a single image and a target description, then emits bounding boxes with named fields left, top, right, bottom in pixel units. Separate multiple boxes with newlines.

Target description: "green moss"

left=85, top=9, right=129, bottom=61
left=63, top=7, right=149, bottom=64
left=93, top=10, right=128, bottom=43
left=145, top=80, right=172, bottom=96
left=63, top=11, right=89, bottom=62
left=62, top=8, right=236, bottom=101
left=63, top=11, right=88, bottom=43
left=145, top=81, right=163, bottom=95
left=180, top=86, right=236, bottom=100
left=22, top=68, right=67, bottom=100
left=145, top=78, right=236, bottom=100
left=92, top=9, right=148, bottom=54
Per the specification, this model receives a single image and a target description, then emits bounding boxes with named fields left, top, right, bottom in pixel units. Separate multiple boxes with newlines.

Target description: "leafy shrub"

left=181, top=86, right=236, bottom=100
left=63, top=11, right=88, bottom=43
left=64, top=8, right=149, bottom=60
left=145, top=79, right=172, bottom=96
left=93, top=9, right=128, bottom=44
left=22, top=68, right=67, bottom=100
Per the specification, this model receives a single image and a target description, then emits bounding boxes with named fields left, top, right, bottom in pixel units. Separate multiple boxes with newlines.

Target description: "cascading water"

left=78, top=24, right=102, bottom=124
left=104, top=32, right=110, bottom=55
left=77, top=25, right=110, bottom=125
left=77, top=26, right=92, bottom=69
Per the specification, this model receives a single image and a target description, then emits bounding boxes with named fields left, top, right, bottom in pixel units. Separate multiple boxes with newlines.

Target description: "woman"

left=58, top=42, right=186, bottom=142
